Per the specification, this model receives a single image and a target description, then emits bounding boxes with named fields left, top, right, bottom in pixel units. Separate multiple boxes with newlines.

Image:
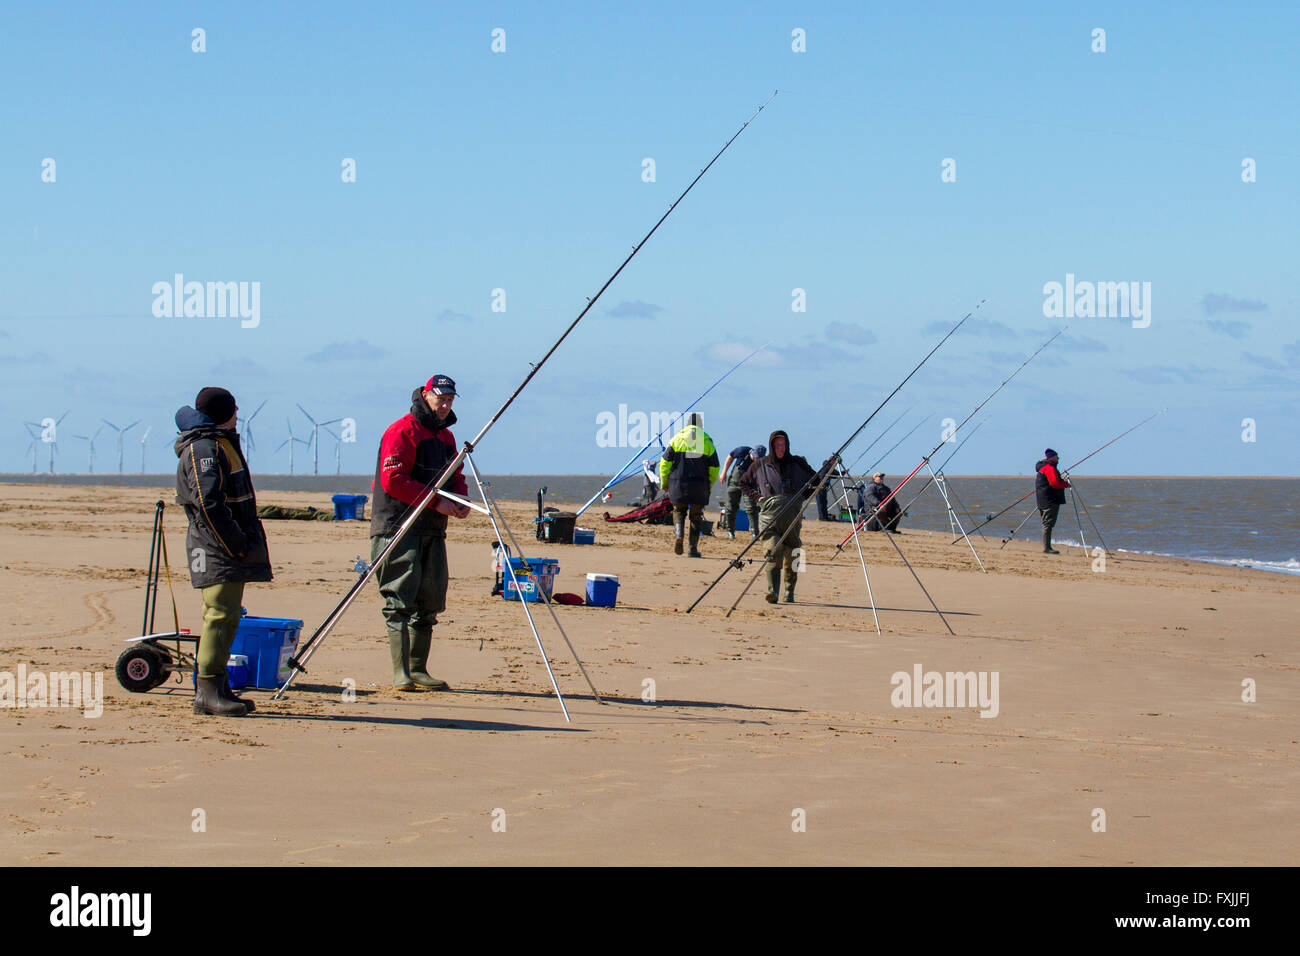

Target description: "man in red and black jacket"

left=370, top=374, right=471, bottom=690
left=1035, top=448, right=1072, bottom=555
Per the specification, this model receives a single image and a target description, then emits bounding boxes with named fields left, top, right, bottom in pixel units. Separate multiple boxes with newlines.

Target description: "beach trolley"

left=115, top=501, right=200, bottom=692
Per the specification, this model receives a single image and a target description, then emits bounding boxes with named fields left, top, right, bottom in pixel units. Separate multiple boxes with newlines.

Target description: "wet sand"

left=1, top=484, right=1295, bottom=865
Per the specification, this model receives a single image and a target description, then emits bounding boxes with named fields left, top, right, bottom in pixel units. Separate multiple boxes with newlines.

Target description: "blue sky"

left=2, top=1, right=1296, bottom=477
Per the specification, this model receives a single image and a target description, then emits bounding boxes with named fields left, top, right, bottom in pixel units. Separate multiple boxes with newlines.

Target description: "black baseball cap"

left=425, top=374, right=457, bottom=396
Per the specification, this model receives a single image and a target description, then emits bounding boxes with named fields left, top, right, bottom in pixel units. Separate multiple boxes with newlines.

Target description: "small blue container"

left=573, top=527, right=595, bottom=545
left=332, top=494, right=368, bottom=520
left=230, top=615, right=304, bottom=689
left=585, top=573, right=619, bottom=608
left=226, top=654, right=250, bottom=690
left=733, top=509, right=750, bottom=532
left=503, top=558, right=560, bottom=603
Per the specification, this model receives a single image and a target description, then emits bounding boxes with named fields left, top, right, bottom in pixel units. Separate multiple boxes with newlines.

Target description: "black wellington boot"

left=218, top=671, right=255, bottom=711
left=194, top=676, right=249, bottom=716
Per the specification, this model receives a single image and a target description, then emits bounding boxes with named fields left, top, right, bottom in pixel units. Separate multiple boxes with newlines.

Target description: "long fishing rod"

left=823, top=405, right=920, bottom=518
left=685, top=300, right=985, bottom=614
left=863, top=414, right=929, bottom=478
left=274, top=92, right=778, bottom=699
left=957, top=408, right=1165, bottom=544
left=826, top=414, right=931, bottom=561
left=834, top=328, right=1066, bottom=550
left=841, top=403, right=917, bottom=476
left=831, top=418, right=988, bottom=562
left=897, top=419, right=986, bottom=516
left=574, top=341, right=770, bottom=520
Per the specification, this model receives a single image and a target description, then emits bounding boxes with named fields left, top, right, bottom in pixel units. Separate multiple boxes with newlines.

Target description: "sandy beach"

left=1, top=482, right=1296, bottom=866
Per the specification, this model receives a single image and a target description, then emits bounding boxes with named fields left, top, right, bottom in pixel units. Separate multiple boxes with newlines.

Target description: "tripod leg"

left=880, top=530, right=955, bottom=636
left=843, top=502, right=882, bottom=634
left=467, top=454, right=602, bottom=706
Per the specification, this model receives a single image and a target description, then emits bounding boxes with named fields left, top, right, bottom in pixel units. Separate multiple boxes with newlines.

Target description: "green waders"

left=758, top=495, right=803, bottom=602
left=371, top=532, right=451, bottom=689
left=195, top=581, right=252, bottom=717
left=1040, top=504, right=1061, bottom=553
left=198, top=581, right=245, bottom=678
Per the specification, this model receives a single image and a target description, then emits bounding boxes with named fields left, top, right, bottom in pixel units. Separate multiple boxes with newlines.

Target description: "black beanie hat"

left=1044, top=448, right=1058, bottom=459
left=196, top=387, right=237, bottom=425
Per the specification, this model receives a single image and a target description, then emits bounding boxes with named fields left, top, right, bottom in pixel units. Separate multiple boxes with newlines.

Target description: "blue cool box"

left=733, top=510, right=750, bottom=532
left=226, top=655, right=250, bottom=690
left=573, top=528, right=595, bottom=545
left=332, top=494, right=368, bottom=520
left=230, top=616, right=303, bottom=689
left=585, top=573, right=619, bottom=608
left=503, top=558, right=560, bottom=603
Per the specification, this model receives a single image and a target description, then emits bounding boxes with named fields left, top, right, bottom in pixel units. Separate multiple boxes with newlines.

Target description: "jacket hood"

left=1035, top=459, right=1051, bottom=471
left=410, top=387, right=458, bottom=431
left=173, top=406, right=226, bottom=455
left=768, top=429, right=790, bottom=458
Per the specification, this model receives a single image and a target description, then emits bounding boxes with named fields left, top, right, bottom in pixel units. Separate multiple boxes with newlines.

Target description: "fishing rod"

left=841, top=403, right=917, bottom=476
left=685, top=299, right=985, bottom=614
left=834, top=328, right=1066, bottom=550
left=831, top=418, right=989, bottom=562
left=821, top=405, right=920, bottom=519
left=826, top=413, right=931, bottom=560
left=822, top=405, right=918, bottom=520
left=958, top=408, right=1165, bottom=544
left=274, top=92, right=778, bottom=699
left=574, top=341, right=770, bottom=520
left=896, top=419, right=986, bottom=517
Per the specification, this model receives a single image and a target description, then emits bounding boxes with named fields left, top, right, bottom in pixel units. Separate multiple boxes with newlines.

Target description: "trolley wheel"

left=115, top=645, right=170, bottom=692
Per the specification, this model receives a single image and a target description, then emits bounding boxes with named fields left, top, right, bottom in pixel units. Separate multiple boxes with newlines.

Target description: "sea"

left=3, top=473, right=1297, bottom=577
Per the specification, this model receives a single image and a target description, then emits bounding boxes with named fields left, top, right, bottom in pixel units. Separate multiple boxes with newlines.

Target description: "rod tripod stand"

left=460, top=453, right=603, bottom=722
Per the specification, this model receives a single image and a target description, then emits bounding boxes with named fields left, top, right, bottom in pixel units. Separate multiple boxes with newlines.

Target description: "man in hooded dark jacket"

left=1035, top=447, right=1071, bottom=554
left=370, top=375, right=471, bottom=690
left=738, top=429, right=835, bottom=603
left=175, top=386, right=272, bottom=716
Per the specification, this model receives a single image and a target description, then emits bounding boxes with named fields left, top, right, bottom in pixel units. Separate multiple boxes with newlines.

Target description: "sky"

left=2, top=1, right=1297, bottom=477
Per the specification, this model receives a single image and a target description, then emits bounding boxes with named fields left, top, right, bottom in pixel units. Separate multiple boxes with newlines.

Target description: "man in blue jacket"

left=175, top=387, right=272, bottom=716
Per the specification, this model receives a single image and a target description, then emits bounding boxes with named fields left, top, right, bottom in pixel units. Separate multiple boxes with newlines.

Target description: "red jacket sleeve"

left=1040, top=464, right=1070, bottom=489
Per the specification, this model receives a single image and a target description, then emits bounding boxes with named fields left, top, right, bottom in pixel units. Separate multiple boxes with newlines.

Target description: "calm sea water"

left=4, top=473, right=1297, bottom=575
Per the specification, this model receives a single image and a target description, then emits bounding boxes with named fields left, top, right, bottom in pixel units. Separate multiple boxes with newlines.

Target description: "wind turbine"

left=322, top=424, right=344, bottom=475
left=276, top=418, right=310, bottom=475
left=139, top=427, right=152, bottom=474
left=25, top=411, right=69, bottom=473
left=23, top=423, right=39, bottom=474
left=73, top=424, right=105, bottom=473
left=102, top=419, right=141, bottom=474
left=296, top=404, right=342, bottom=476
left=238, top=399, right=267, bottom=465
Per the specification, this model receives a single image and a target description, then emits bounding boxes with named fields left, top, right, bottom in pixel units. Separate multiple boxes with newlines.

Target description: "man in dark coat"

left=1035, top=448, right=1071, bottom=554
left=738, top=429, right=834, bottom=603
left=863, top=472, right=903, bottom=532
left=370, top=374, right=471, bottom=690
left=175, top=386, right=272, bottom=716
